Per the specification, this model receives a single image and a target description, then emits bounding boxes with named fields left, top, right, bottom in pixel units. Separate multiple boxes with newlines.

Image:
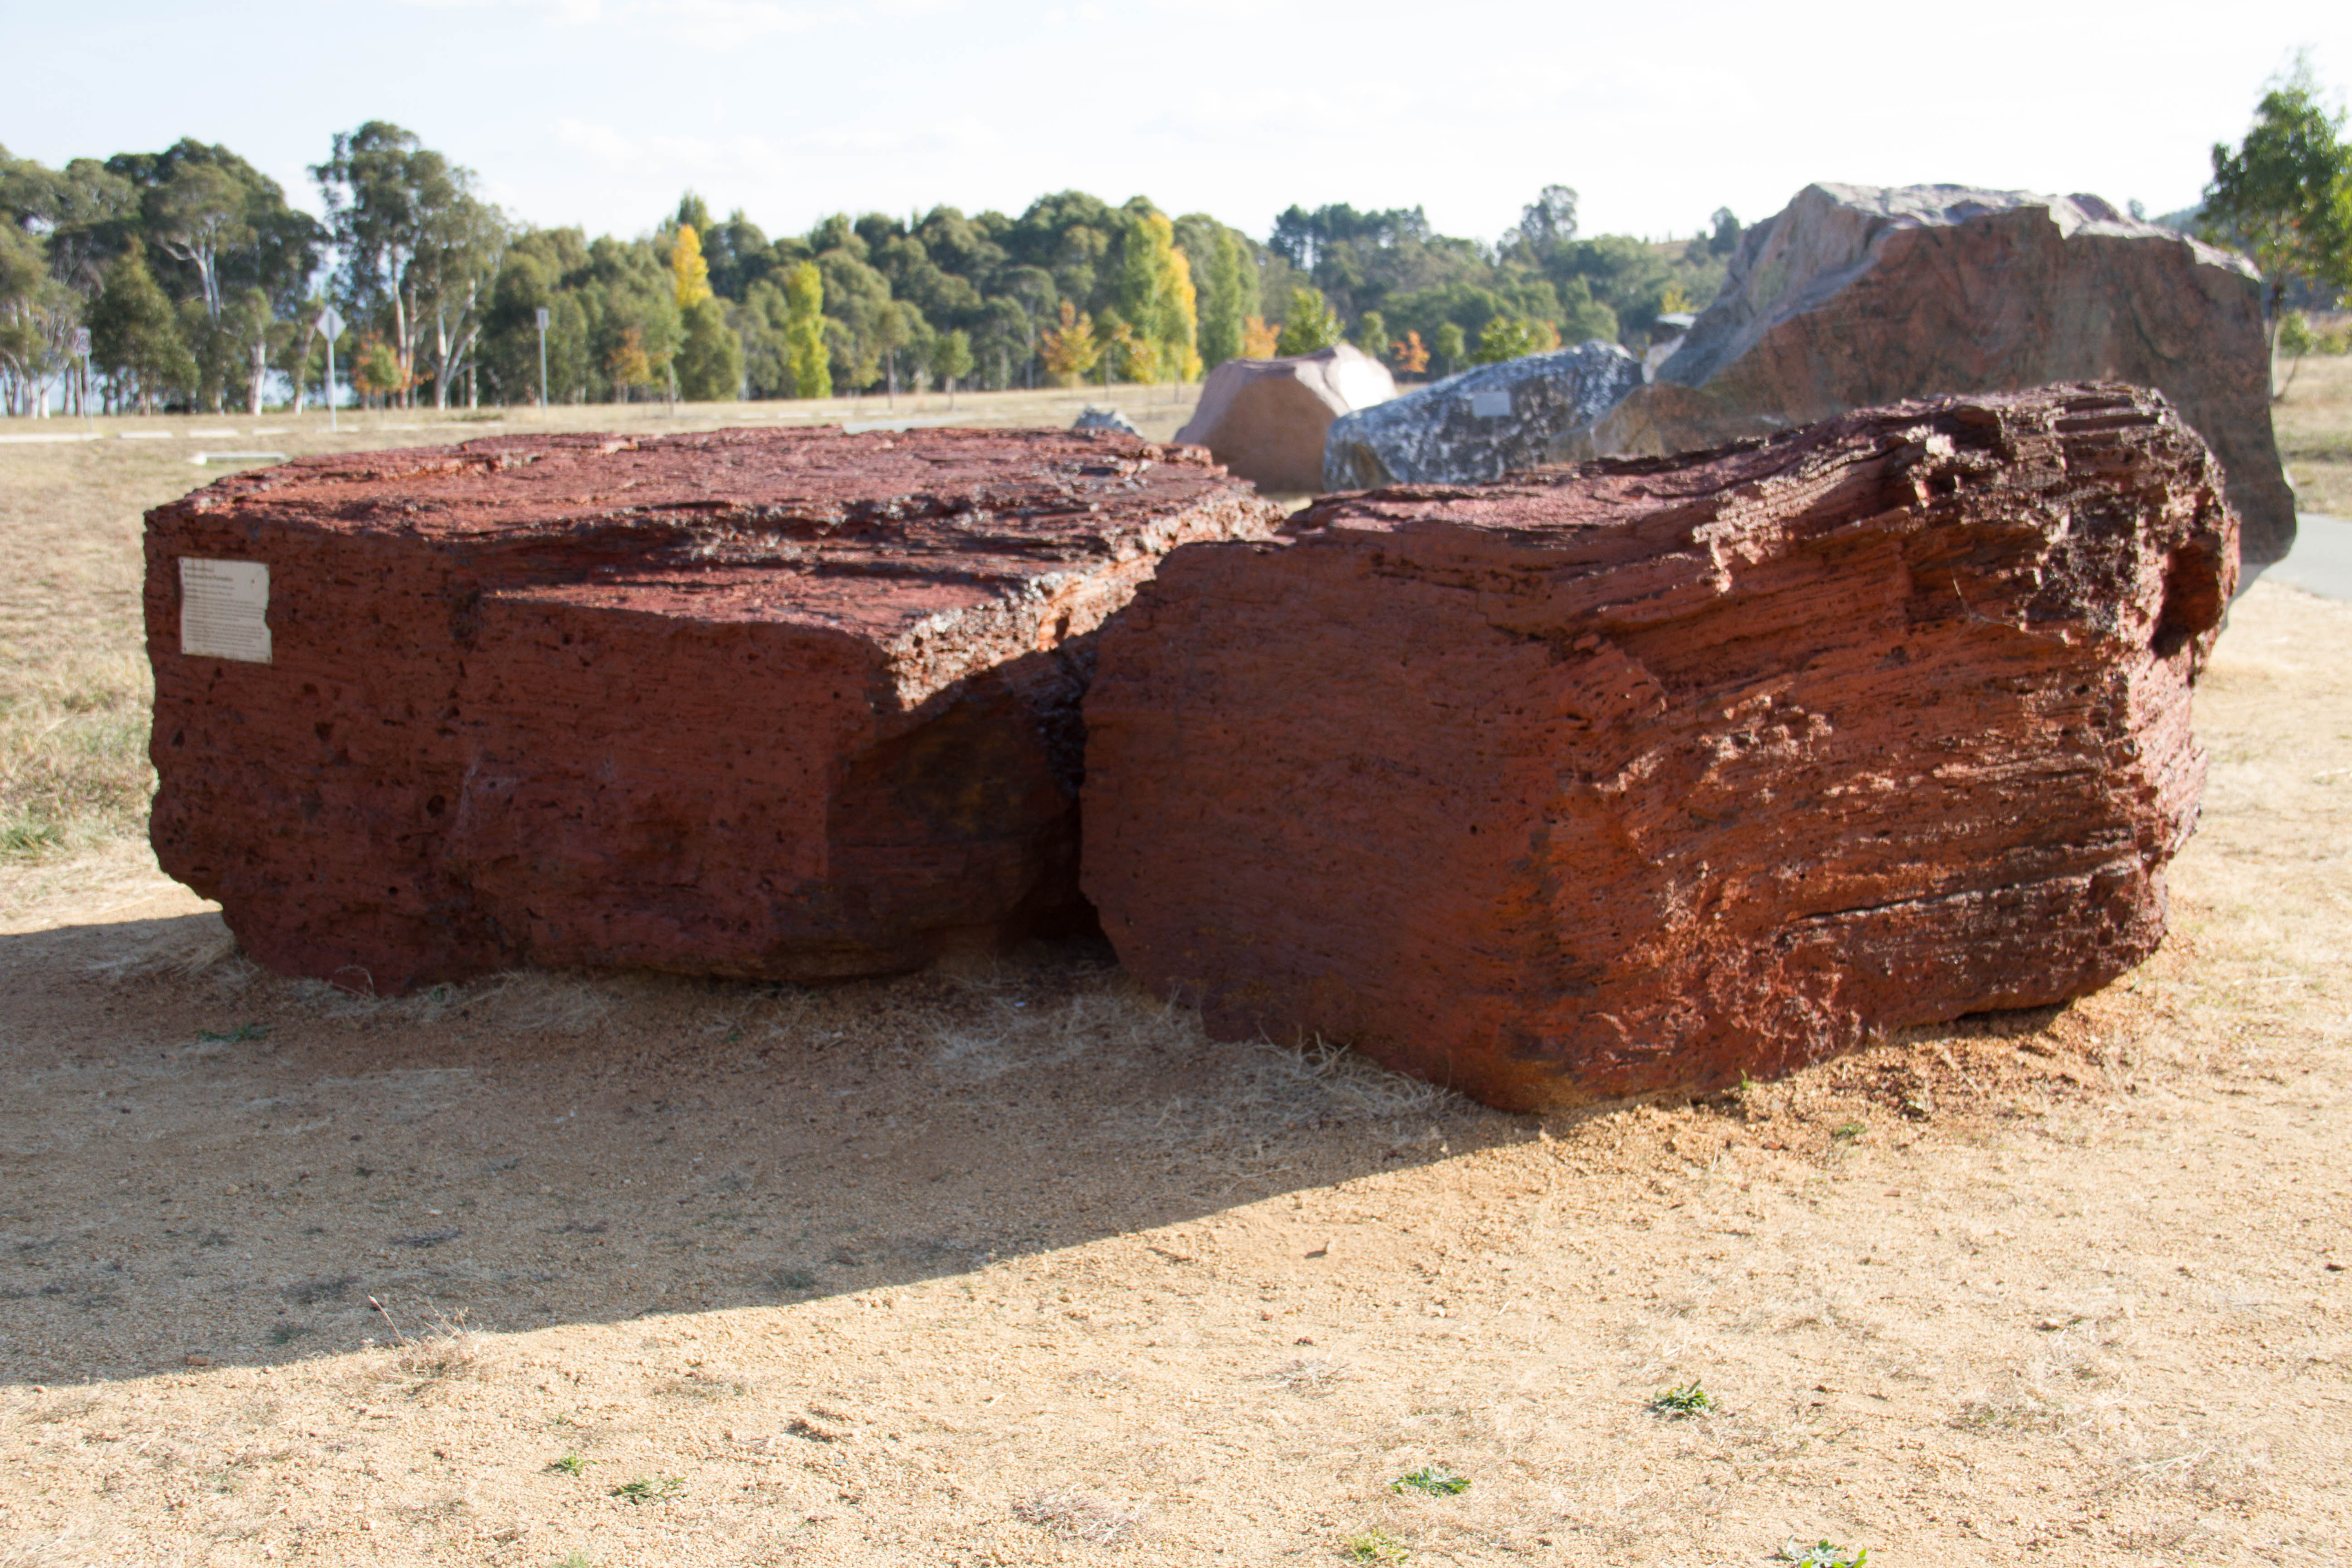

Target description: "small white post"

left=316, top=306, right=345, bottom=434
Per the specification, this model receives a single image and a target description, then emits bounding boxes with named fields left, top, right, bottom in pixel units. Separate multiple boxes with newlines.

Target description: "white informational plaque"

left=1468, top=389, right=1513, bottom=419
left=180, top=558, right=273, bottom=664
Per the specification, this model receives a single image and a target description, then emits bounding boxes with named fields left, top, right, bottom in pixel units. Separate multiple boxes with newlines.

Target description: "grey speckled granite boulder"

left=1072, top=406, right=1142, bottom=436
left=1595, top=182, right=2294, bottom=572
left=1323, top=343, right=1643, bottom=490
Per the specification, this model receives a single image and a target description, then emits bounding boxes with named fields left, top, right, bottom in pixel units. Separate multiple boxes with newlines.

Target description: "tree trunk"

left=2267, top=281, right=2284, bottom=402
left=397, top=286, right=416, bottom=409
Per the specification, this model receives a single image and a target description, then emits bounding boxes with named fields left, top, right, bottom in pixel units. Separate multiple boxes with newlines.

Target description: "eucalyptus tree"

left=0, top=222, right=62, bottom=414
left=314, top=122, right=506, bottom=407
left=110, top=141, right=320, bottom=319
left=2204, top=58, right=2352, bottom=396
left=149, top=162, right=249, bottom=318
left=88, top=247, right=192, bottom=412
left=1518, top=184, right=1579, bottom=247
left=0, top=150, right=137, bottom=299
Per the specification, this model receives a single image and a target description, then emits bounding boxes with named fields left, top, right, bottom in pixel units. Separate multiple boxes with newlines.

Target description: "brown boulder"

left=1083, top=384, right=2235, bottom=1112
left=1598, top=184, right=2294, bottom=571
left=146, top=426, right=1279, bottom=992
left=1175, top=345, right=1395, bottom=493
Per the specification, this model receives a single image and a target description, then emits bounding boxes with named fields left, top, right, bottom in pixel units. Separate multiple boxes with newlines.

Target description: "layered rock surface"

left=1322, top=341, right=1643, bottom=490
left=1597, top=183, right=2294, bottom=569
left=1084, top=384, right=2236, bottom=1112
left=1174, top=344, right=1395, bottom=492
left=147, top=426, right=1279, bottom=991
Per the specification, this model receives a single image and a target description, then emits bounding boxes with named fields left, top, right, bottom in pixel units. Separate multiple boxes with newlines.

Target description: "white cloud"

left=400, top=0, right=604, bottom=21
left=630, top=0, right=847, bottom=41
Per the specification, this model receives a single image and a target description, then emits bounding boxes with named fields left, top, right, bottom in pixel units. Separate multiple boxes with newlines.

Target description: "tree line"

left=10, top=68, right=2352, bottom=422
left=0, top=122, right=1752, bottom=417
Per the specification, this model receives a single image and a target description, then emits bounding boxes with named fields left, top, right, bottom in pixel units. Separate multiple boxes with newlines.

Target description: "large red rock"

left=1083, top=384, right=2236, bottom=1112
left=146, top=426, right=1279, bottom=992
left=1597, top=184, right=2295, bottom=572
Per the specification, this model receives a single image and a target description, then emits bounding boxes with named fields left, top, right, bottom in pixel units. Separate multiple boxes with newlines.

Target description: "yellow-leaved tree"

left=608, top=326, right=657, bottom=400
left=1107, top=320, right=1160, bottom=384
left=671, top=224, right=713, bottom=309
left=1116, top=210, right=1201, bottom=383
left=784, top=260, right=830, bottom=399
left=1039, top=300, right=1101, bottom=385
left=1240, top=315, right=1279, bottom=358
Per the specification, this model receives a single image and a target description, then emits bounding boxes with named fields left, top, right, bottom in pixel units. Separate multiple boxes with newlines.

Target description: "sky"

left=6, top=0, right=2351, bottom=248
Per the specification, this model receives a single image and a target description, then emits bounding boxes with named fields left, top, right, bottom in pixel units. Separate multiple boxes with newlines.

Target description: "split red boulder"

left=1083, top=384, right=2236, bottom=1112
left=147, top=426, right=1279, bottom=992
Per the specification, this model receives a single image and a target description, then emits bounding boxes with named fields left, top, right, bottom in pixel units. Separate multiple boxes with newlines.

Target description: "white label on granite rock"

left=180, top=558, right=273, bottom=663
left=1469, top=390, right=1513, bottom=419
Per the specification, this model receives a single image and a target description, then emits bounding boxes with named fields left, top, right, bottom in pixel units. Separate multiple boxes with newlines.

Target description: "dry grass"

left=0, top=384, right=1202, bottom=901
left=2274, top=350, right=2352, bottom=514
left=1013, top=1487, right=1147, bottom=1546
left=0, top=392, right=2349, bottom=1565
left=0, top=647, right=152, bottom=860
left=0, top=432, right=158, bottom=869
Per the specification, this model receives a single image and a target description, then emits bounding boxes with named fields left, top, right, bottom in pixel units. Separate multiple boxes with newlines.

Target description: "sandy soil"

left=0, top=411, right=2347, bottom=1567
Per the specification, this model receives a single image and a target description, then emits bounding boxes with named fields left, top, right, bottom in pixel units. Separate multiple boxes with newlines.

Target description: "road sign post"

left=535, top=306, right=550, bottom=412
left=315, top=306, right=345, bottom=433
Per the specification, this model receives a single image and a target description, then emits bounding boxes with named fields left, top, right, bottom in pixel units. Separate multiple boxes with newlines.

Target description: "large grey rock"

left=1176, top=345, right=1396, bottom=493
left=1322, top=343, right=1643, bottom=491
left=1596, top=183, right=2295, bottom=571
left=1073, top=406, right=1141, bottom=436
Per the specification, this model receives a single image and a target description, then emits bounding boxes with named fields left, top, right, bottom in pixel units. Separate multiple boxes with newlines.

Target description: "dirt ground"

left=0, top=397, right=2348, bottom=1567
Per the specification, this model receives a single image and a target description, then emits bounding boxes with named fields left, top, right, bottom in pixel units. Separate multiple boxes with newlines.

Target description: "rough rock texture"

left=147, top=426, right=1279, bottom=992
left=1085, top=384, right=2235, bottom=1112
left=1072, top=406, right=1141, bottom=436
left=1597, top=183, right=2294, bottom=570
left=1174, top=345, right=1395, bottom=492
left=1322, top=342, right=1643, bottom=490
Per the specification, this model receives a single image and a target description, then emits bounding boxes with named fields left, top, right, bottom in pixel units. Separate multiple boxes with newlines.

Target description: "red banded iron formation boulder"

left=1083, top=384, right=2235, bottom=1112
left=146, top=426, right=1279, bottom=992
